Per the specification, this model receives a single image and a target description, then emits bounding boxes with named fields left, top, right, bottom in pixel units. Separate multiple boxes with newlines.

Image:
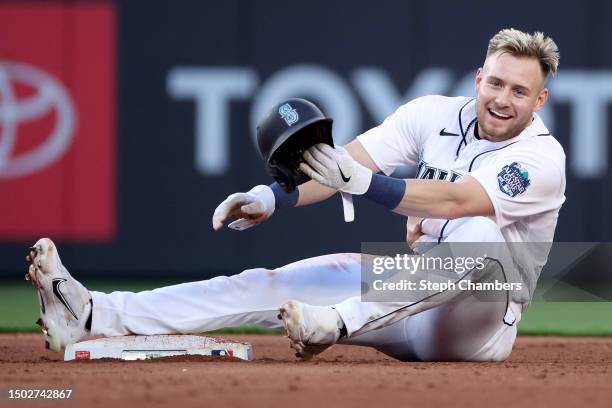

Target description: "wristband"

left=362, top=174, right=406, bottom=210
left=270, top=182, right=299, bottom=209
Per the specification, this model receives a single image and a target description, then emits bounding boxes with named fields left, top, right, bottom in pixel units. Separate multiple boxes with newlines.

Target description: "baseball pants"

left=90, top=216, right=520, bottom=361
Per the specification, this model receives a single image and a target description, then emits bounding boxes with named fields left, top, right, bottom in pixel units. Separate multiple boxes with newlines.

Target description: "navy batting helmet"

left=256, top=98, right=333, bottom=192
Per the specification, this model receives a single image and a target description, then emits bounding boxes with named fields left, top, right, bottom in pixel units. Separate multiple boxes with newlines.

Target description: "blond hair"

left=487, top=28, right=560, bottom=77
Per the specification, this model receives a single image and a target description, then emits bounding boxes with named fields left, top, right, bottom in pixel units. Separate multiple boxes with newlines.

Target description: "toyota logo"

left=0, top=61, right=76, bottom=179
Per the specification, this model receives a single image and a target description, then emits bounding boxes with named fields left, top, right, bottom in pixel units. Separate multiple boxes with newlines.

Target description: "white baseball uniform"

left=90, top=96, right=566, bottom=361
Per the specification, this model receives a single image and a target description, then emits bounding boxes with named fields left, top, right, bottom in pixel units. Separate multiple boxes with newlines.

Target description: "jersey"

left=357, top=95, right=567, bottom=304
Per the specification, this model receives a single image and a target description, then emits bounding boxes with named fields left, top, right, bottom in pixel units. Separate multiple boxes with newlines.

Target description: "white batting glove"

left=300, top=144, right=373, bottom=194
left=212, top=185, right=275, bottom=231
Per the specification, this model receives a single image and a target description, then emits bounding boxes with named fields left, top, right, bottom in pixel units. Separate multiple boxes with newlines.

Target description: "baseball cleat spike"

left=36, top=318, right=43, bottom=327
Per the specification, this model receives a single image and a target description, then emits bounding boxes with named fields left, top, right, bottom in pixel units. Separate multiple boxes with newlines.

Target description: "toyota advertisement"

left=0, top=3, right=115, bottom=243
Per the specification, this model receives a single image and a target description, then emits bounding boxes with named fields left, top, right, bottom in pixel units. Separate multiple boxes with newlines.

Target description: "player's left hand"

left=300, top=144, right=373, bottom=194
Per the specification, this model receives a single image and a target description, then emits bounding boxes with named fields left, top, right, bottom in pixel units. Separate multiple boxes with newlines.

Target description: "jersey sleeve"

left=357, top=96, right=433, bottom=175
left=468, top=149, right=565, bottom=229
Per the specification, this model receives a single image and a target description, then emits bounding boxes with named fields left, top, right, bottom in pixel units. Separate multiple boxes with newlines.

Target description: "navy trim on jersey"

left=455, top=98, right=476, bottom=157
left=458, top=98, right=474, bottom=136
left=474, top=121, right=481, bottom=140
left=463, top=118, right=477, bottom=144
left=455, top=118, right=477, bottom=157
left=498, top=257, right=516, bottom=326
left=437, top=220, right=450, bottom=244
left=468, top=141, right=520, bottom=172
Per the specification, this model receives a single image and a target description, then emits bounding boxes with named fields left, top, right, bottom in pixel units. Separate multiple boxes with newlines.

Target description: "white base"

left=64, top=335, right=254, bottom=361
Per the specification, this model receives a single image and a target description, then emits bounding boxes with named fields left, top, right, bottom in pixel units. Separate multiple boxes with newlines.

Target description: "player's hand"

left=300, top=144, right=373, bottom=194
left=212, top=185, right=275, bottom=231
left=406, top=216, right=424, bottom=246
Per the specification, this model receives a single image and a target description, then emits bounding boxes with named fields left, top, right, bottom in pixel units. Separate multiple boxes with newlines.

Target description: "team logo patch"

left=278, top=103, right=299, bottom=126
left=497, top=162, right=530, bottom=197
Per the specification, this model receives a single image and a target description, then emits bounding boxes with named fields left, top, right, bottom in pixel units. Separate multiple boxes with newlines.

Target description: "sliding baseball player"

left=27, top=28, right=565, bottom=361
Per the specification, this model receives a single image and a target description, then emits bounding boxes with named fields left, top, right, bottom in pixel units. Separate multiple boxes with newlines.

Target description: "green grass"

left=1, top=280, right=611, bottom=336
left=518, top=302, right=612, bottom=336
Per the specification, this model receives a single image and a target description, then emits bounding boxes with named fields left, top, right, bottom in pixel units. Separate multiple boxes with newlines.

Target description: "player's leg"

left=399, top=291, right=519, bottom=361
left=283, top=216, right=520, bottom=361
left=399, top=216, right=520, bottom=361
left=333, top=217, right=510, bottom=335
left=87, top=253, right=364, bottom=338
left=27, top=237, right=364, bottom=349
left=336, top=297, right=518, bottom=362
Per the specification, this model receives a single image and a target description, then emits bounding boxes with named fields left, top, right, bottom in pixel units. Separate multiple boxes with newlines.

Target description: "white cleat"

left=278, top=300, right=342, bottom=360
left=26, top=238, right=91, bottom=351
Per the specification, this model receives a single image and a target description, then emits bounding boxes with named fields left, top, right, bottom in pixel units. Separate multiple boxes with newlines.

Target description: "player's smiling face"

left=475, top=51, right=549, bottom=142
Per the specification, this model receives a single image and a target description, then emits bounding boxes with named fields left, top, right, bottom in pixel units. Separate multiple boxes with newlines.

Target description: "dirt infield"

left=1, top=334, right=611, bottom=408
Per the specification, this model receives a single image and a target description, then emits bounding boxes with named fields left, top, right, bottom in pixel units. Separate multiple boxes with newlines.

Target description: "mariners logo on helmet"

left=256, top=98, right=333, bottom=192
left=278, top=103, right=299, bottom=126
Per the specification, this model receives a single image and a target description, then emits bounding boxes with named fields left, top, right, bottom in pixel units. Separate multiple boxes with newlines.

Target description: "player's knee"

left=460, top=323, right=517, bottom=362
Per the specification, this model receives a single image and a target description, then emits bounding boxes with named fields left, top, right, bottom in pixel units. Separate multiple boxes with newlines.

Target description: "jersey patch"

left=497, top=162, right=530, bottom=197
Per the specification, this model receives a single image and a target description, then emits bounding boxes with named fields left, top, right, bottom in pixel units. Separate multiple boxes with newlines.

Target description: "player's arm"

left=392, top=176, right=494, bottom=219
left=296, top=139, right=380, bottom=206
left=300, top=141, right=494, bottom=220
left=212, top=140, right=380, bottom=230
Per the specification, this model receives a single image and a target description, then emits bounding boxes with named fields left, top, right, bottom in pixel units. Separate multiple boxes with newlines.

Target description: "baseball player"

left=27, top=28, right=565, bottom=361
